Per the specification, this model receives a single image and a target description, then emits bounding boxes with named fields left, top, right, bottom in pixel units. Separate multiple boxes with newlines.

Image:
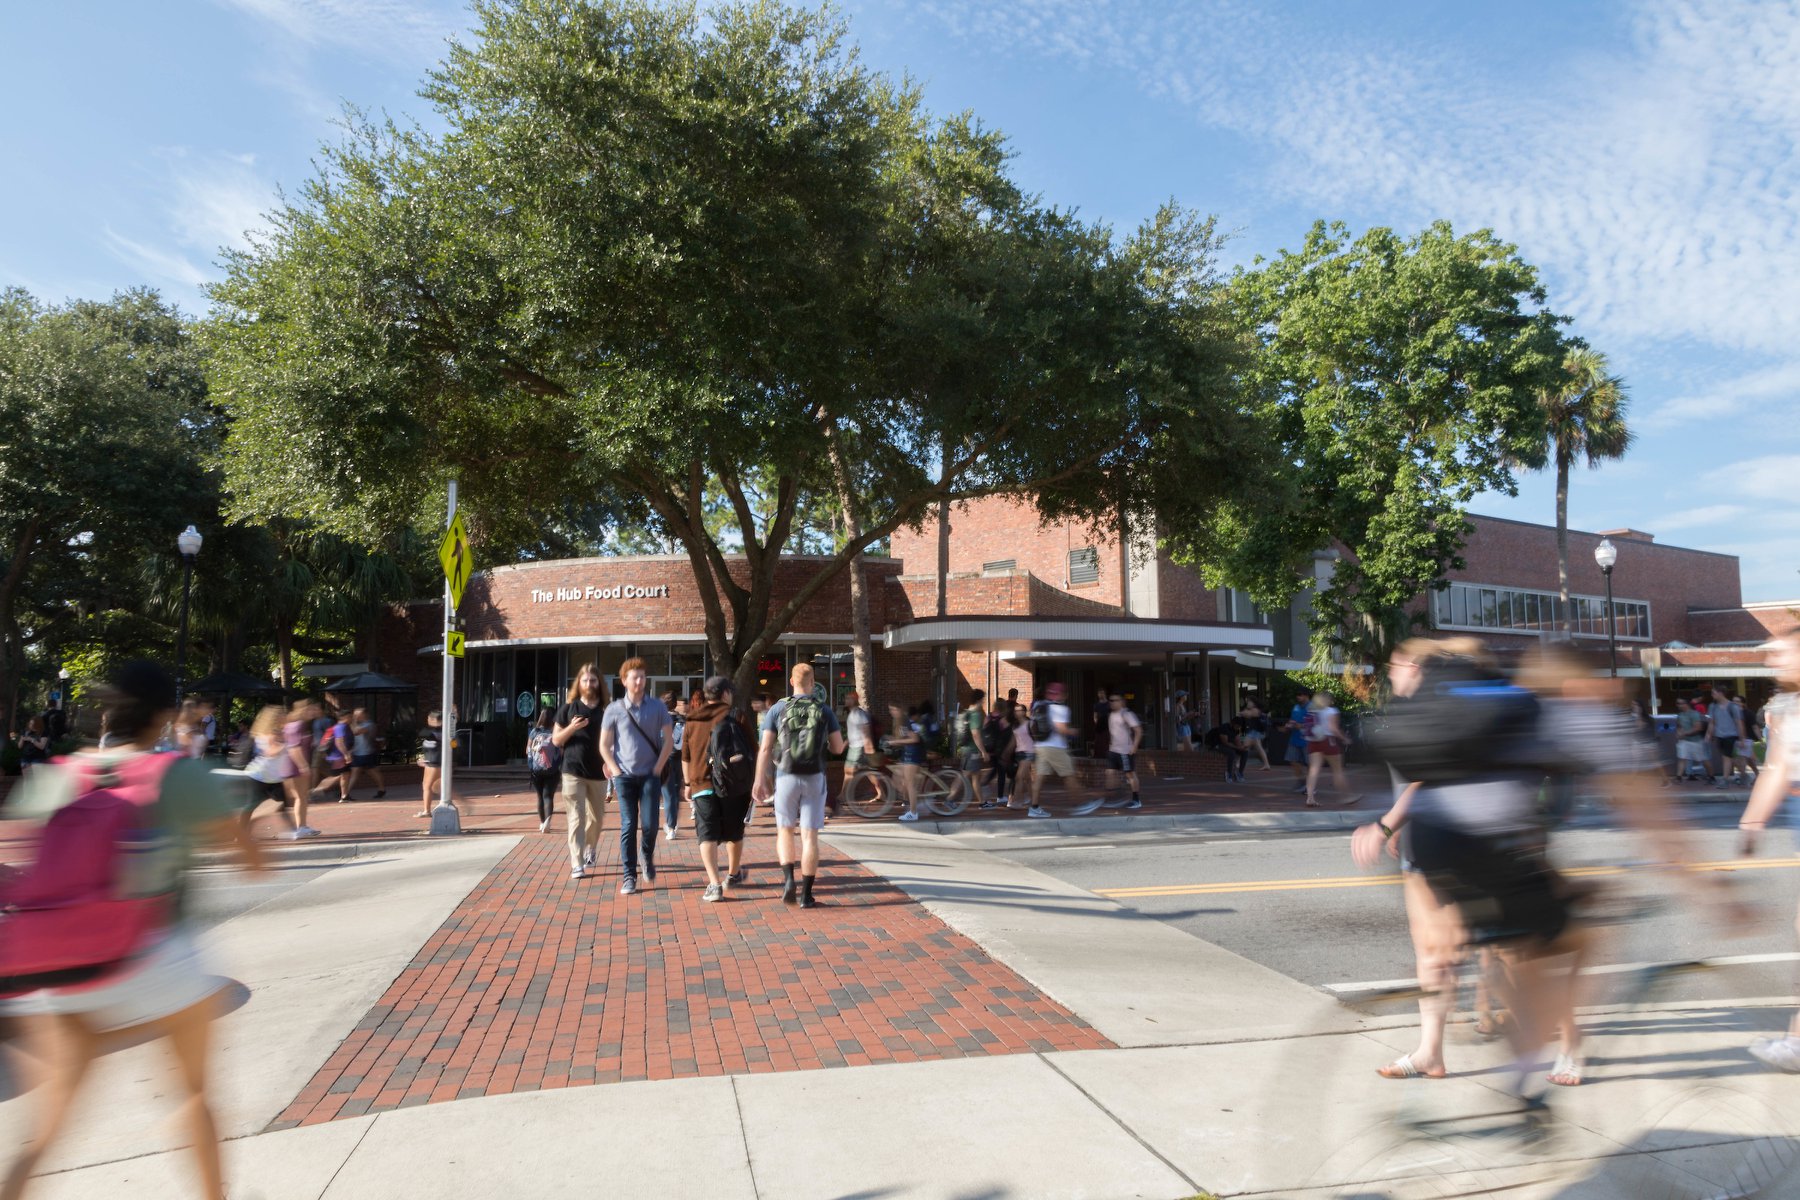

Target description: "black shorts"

left=1406, top=818, right=1570, bottom=946
left=1109, top=752, right=1135, bottom=773
left=246, top=778, right=289, bottom=809
left=1717, top=735, right=1742, bottom=759
left=693, top=791, right=751, bottom=844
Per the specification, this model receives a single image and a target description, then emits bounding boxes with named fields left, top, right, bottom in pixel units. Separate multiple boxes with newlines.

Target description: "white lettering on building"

left=529, top=584, right=671, bottom=603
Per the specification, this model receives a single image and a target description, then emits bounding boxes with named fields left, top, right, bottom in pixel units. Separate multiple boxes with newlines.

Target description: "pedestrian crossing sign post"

left=445, top=631, right=465, bottom=658
left=438, top=510, right=472, bottom=611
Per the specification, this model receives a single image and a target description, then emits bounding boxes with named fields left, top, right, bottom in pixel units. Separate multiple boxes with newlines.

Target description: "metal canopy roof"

left=882, top=616, right=1274, bottom=655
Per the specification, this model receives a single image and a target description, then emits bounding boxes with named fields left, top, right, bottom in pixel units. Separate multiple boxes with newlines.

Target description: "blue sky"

left=5, top=0, right=1797, bottom=601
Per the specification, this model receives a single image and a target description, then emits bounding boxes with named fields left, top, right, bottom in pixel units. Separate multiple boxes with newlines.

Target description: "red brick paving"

left=267, top=807, right=1113, bottom=1128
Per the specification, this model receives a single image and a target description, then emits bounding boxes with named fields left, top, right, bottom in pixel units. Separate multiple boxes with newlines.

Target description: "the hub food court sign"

left=529, top=584, right=671, bottom=603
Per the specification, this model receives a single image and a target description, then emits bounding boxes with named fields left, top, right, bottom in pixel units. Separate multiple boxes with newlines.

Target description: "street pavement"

left=4, top=781, right=1799, bottom=1198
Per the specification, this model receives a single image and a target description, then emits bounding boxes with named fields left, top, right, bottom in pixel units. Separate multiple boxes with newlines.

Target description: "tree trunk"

left=1555, top=454, right=1571, bottom=634
left=276, top=624, right=295, bottom=693
left=823, top=425, right=874, bottom=707
left=935, top=493, right=951, bottom=722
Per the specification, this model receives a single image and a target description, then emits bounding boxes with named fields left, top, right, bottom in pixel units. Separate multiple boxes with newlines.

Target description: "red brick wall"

left=891, top=497, right=1126, bottom=607
left=1156, top=552, right=1226, bottom=621
left=1688, top=605, right=1800, bottom=645
left=1449, top=517, right=1742, bottom=647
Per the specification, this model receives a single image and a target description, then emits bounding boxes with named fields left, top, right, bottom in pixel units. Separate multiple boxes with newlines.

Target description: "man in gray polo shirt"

left=599, top=655, right=673, bottom=896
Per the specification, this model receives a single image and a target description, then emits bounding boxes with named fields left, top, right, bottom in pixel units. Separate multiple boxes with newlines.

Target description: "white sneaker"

left=539, top=819, right=550, bottom=833
left=897, top=810, right=920, bottom=822
left=288, top=825, right=321, bottom=839
left=1751, top=1036, right=1800, bottom=1073
left=1027, top=806, right=1051, bottom=818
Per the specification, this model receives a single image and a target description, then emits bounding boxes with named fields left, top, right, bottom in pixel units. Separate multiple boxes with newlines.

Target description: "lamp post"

left=175, top=525, right=203, bottom=703
left=1594, top=537, right=1618, bottom=678
left=57, top=667, right=70, bottom=734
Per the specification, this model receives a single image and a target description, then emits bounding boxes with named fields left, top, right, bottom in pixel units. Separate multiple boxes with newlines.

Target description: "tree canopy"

left=1168, top=220, right=1574, bottom=670
left=205, top=0, right=1260, bottom=691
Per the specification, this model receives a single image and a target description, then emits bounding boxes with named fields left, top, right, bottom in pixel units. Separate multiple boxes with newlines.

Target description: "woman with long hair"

left=1304, top=690, right=1354, bottom=807
left=0, top=662, right=264, bottom=1200
left=241, top=704, right=299, bottom=835
left=281, top=701, right=319, bottom=838
left=415, top=709, right=444, bottom=818
left=526, top=707, right=560, bottom=833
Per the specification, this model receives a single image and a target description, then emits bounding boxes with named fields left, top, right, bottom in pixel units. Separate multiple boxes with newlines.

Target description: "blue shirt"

left=1288, top=704, right=1312, bottom=749
left=601, top=695, right=672, bottom=777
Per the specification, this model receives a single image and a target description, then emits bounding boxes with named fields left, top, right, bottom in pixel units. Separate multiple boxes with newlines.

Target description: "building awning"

left=883, top=616, right=1273, bottom=655
left=1651, top=664, right=1779, bottom=679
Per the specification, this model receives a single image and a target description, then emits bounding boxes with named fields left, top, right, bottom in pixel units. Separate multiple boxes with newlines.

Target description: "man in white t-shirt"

left=1027, top=682, right=1103, bottom=819
left=1100, top=693, right=1144, bottom=810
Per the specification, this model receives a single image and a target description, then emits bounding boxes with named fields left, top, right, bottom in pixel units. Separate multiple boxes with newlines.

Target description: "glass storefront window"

left=670, top=643, right=705, bottom=678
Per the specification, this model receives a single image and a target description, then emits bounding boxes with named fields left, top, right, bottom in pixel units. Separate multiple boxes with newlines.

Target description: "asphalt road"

left=983, top=807, right=1800, bottom=1009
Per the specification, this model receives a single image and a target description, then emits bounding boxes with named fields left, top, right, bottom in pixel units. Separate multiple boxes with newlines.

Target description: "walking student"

left=1009, top=701, right=1037, bottom=807
left=661, top=689, right=686, bottom=840
left=957, top=689, right=991, bottom=810
left=554, top=664, right=610, bottom=881
left=340, top=707, right=386, bottom=800
left=1673, top=697, right=1709, bottom=782
left=983, top=698, right=1015, bottom=809
left=242, top=704, right=300, bottom=836
left=889, top=703, right=926, bottom=821
left=684, top=676, right=756, bottom=901
left=1102, top=692, right=1144, bottom=809
left=1027, top=683, right=1103, bottom=819
left=1710, top=685, right=1753, bottom=785
left=0, top=661, right=265, bottom=1200
left=599, top=657, right=674, bottom=895
left=837, top=691, right=874, bottom=815
left=415, top=709, right=444, bottom=818
left=1283, top=689, right=1313, bottom=793
left=312, top=708, right=351, bottom=801
left=752, top=664, right=846, bottom=907
left=1241, top=700, right=1272, bottom=771
left=282, top=701, right=320, bottom=837
left=1305, top=690, right=1356, bottom=807
left=526, top=707, right=561, bottom=833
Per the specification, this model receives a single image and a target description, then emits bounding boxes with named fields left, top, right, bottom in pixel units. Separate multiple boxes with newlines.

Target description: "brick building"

left=376, top=499, right=1791, bottom=764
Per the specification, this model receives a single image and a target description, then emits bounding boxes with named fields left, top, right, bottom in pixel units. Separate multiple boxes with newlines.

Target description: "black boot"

left=799, top=874, right=818, bottom=908
left=780, top=863, right=797, bottom=904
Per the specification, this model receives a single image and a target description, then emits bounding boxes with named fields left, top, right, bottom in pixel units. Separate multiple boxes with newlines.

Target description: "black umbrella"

left=186, top=670, right=286, bottom=697
left=327, top=671, right=419, bottom=694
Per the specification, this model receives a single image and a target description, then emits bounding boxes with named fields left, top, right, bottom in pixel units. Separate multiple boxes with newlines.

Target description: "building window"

left=1068, top=547, right=1100, bottom=586
left=1432, top=581, right=1652, bottom=642
left=982, top=558, right=1017, bottom=573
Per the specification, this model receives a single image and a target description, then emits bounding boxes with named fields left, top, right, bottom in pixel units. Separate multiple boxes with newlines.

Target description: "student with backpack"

left=598, top=657, right=673, bottom=896
left=683, top=676, right=756, bottom=901
left=957, top=690, right=992, bottom=810
left=0, top=660, right=264, bottom=1200
left=752, top=664, right=846, bottom=907
left=526, top=708, right=561, bottom=833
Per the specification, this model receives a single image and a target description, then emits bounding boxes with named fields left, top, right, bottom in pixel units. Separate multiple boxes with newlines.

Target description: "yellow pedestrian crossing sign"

left=445, top=631, right=465, bottom=658
left=439, top=510, right=472, bottom=610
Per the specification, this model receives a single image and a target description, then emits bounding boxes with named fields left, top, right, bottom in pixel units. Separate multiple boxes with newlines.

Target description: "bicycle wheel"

left=923, top=768, right=967, bottom=816
left=844, top=769, right=894, bottom=819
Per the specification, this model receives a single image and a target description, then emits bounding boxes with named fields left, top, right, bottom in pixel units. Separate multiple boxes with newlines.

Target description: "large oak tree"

left=205, top=0, right=1260, bottom=694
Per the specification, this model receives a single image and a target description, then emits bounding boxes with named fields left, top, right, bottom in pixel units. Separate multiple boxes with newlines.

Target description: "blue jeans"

left=614, top=774, right=662, bottom=877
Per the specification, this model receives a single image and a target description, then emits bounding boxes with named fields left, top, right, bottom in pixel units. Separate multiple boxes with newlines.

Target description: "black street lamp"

left=1594, top=537, right=1618, bottom=678
left=175, top=525, right=203, bottom=703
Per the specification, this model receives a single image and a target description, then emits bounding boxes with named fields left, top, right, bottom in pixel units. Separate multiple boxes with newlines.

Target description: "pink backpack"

left=0, top=752, right=181, bottom=997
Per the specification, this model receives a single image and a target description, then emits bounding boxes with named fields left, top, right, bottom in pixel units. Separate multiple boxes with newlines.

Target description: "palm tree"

left=1536, top=348, right=1631, bottom=633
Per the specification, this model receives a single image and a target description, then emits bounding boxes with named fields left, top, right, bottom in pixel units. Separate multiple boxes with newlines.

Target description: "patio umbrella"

left=186, top=670, right=285, bottom=697
left=327, top=672, right=418, bottom=694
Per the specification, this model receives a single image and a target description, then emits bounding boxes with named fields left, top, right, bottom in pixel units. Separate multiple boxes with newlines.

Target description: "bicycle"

left=840, top=757, right=969, bottom=819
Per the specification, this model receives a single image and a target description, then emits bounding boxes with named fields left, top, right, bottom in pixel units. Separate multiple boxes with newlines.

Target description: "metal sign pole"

left=432, top=479, right=464, bottom=835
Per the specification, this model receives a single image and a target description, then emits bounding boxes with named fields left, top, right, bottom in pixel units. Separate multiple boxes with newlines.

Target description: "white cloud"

left=159, top=149, right=277, bottom=256
left=922, top=0, right=1800, bottom=359
left=213, top=0, right=460, bottom=62
left=1645, top=503, right=1749, bottom=531
left=100, top=229, right=212, bottom=291
left=1703, top=455, right=1800, bottom=503
left=1645, top=360, right=1800, bottom=430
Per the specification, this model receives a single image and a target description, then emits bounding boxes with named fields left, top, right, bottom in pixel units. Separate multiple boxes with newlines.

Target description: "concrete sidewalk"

left=8, top=813, right=1797, bottom=1199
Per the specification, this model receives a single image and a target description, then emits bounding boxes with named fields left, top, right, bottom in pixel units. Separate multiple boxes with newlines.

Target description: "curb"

left=197, top=833, right=508, bottom=867
left=916, top=810, right=1369, bottom=837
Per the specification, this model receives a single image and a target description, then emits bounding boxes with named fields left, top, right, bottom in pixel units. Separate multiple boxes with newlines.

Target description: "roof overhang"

left=883, top=616, right=1274, bottom=654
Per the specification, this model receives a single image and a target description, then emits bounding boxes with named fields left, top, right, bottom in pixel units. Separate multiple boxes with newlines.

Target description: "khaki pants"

left=563, top=775, right=607, bottom=869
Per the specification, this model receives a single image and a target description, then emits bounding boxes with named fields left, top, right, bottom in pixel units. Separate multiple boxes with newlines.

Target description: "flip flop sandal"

left=1548, top=1053, right=1584, bottom=1086
left=1377, top=1054, right=1446, bottom=1080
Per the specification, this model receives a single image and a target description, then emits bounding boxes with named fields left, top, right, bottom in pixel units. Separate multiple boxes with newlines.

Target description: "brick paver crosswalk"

left=270, top=812, right=1111, bottom=1127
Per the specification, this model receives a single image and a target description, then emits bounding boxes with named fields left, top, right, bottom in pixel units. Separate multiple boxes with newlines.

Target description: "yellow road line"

left=1094, top=857, right=1800, bottom=899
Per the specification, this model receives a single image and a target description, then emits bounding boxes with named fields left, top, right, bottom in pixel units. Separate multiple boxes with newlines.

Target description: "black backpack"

left=1028, top=701, right=1054, bottom=741
left=1369, top=659, right=1560, bottom=785
left=708, top=715, right=757, bottom=799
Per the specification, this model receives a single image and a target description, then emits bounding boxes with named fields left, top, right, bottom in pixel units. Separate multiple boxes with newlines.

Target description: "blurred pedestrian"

left=1102, top=692, right=1144, bottom=808
left=889, top=703, right=924, bottom=821
left=339, top=707, right=386, bottom=800
left=1173, top=691, right=1196, bottom=752
left=1283, top=689, right=1314, bottom=793
left=16, top=717, right=49, bottom=771
left=282, top=701, right=320, bottom=838
left=1240, top=699, right=1272, bottom=771
left=1204, top=717, right=1247, bottom=782
left=1673, top=697, right=1709, bottom=783
left=1027, top=683, right=1103, bottom=818
left=1010, top=702, right=1037, bottom=807
left=837, top=691, right=874, bottom=815
left=0, top=661, right=264, bottom=1200
left=1738, top=626, right=1800, bottom=1071
left=1304, top=691, right=1354, bottom=807
left=526, top=707, right=561, bottom=833
left=956, top=690, right=991, bottom=809
left=982, top=698, right=1015, bottom=810
left=241, top=704, right=299, bottom=836
left=660, top=690, right=686, bottom=841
